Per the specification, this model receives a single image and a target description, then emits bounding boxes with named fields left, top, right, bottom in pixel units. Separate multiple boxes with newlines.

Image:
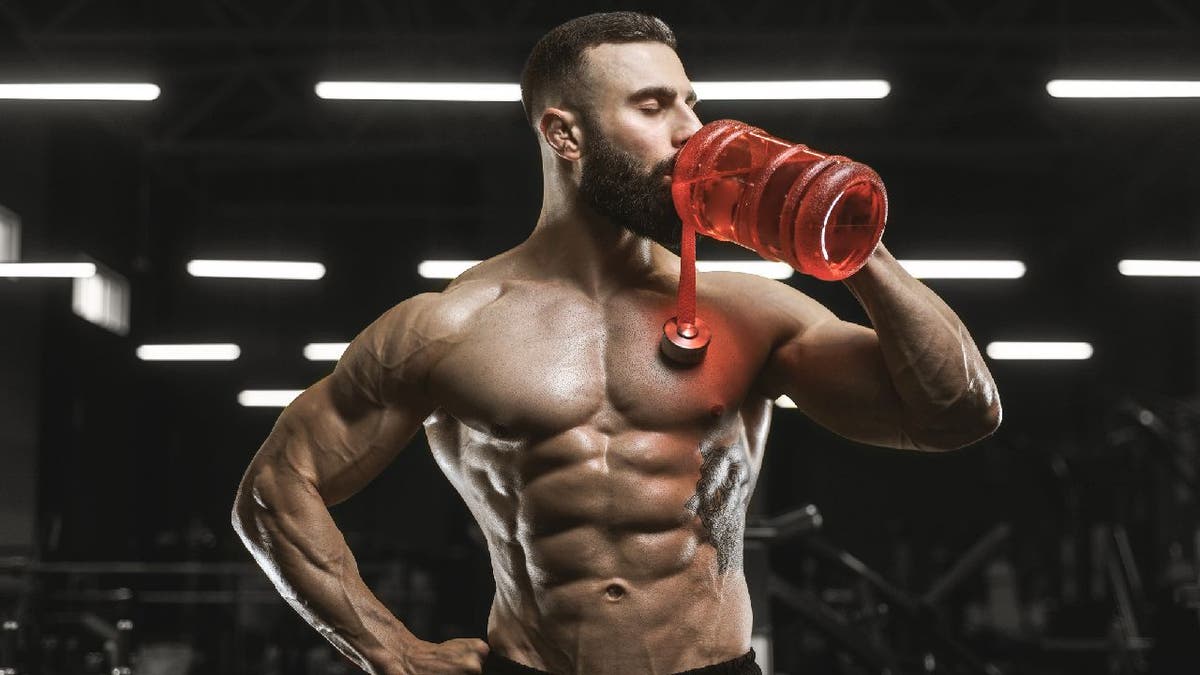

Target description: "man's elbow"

left=908, top=395, right=1002, bottom=452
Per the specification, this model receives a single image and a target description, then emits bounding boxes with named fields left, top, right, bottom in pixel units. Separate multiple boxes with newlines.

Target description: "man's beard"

left=577, top=131, right=682, bottom=253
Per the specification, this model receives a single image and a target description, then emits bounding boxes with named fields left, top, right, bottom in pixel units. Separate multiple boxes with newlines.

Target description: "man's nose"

left=673, top=106, right=703, bottom=149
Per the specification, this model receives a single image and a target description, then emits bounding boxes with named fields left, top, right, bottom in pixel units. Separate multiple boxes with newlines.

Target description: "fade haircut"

left=520, top=12, right=677, bottom=129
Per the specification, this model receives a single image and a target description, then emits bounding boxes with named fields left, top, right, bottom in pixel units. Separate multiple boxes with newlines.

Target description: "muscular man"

left=232, top=12, right=1000, bottom=675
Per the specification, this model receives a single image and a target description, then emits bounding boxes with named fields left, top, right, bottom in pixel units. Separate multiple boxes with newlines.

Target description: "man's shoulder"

left=697, top=269, right=818, bottom=309
left=366, top=249, right=545, bottom=362
left=445, top=245, right=538, bottom=288
left=697, top=269, right=837, bottom=340
left=374, top=281, right=504, bottom=350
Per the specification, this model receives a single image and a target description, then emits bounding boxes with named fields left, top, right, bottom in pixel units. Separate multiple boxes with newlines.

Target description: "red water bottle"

left=660, top=120, right=887, bottom=366
left=672, top=119, right=887, bottom=280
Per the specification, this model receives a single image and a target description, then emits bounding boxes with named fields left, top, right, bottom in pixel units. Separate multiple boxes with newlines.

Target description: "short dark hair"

left=520, top=12, right=677, bottom=128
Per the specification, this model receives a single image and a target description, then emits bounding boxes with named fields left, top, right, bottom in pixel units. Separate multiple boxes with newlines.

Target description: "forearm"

left=232, top=464, right=415, bottom=674
left=843, top=243, right=1001, bottom=447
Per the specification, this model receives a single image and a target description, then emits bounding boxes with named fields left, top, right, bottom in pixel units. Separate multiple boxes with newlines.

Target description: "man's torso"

left=417, top=252, right=781, bottom=673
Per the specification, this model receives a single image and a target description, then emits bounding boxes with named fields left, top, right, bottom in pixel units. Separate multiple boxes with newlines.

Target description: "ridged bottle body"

left=671, top=119, right=888, bottom=280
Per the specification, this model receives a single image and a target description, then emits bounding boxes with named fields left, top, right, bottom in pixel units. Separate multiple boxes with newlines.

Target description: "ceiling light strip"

left=0, top=262, right=97, bottom=278
left=238, top=390, right=303, bottom=407
left=1118, top=259, right=1200, bottom=277
left=0, top=83, right=160, bottom=100
left=417, top=259, right=794, bottom=280
left=986, top=341, right=1093, bottom=360
left=898, top=260, right=1026, bottom=279
left=419, top=259, right=1028, bottom=280
left=304, top=343, right=350, bottom=361
left=1047, top=80, right=1200, bottom=98
left=316, top=82, right=521, bottom=101
left=137, top=344, right=241, bottom=361
left=694, top=80, right=890, bottom=100
left=316, top=80, right=890, bottom=102
left=187, top=260, right=326, bottom=280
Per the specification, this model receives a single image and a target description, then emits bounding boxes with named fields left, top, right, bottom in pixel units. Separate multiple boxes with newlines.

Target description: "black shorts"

left=482, top=648, right=761, bottom=675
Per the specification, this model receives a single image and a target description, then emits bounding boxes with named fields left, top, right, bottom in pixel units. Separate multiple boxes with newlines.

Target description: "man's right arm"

left=231, top=293, right=489, bottom=675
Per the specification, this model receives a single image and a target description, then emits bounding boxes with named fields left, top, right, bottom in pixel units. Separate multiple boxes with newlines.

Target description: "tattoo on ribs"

left=684, top=444, right=750, bottom=573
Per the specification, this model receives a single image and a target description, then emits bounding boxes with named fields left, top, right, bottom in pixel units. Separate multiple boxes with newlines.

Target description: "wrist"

left=366, top=633, right=421, bottom=675
left=841, top=241, right=890, bottom=289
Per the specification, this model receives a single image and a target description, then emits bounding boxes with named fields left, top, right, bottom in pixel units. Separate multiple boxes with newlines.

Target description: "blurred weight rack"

left=0, top=555, right=476, bottom=675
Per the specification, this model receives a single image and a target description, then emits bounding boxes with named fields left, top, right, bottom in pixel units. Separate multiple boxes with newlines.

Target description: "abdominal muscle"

left=429, top=417, right=756, bottom=674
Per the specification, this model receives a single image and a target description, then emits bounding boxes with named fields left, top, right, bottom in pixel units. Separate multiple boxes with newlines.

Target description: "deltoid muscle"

left=684, top=444, right=751, bottom=573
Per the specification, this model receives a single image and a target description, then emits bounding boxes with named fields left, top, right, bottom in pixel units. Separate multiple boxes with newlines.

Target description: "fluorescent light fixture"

left=0, top=83, right=160, bottom=100
left=418, top=260, right=478, bottom=279
left=187, top=260, right=326, bottom=280
left=417, top=259, right=794, bottom=280
left=72, top=263, right=129, bottom=335
left=695, top=260, right=793, bottom=279
left=315, top=80, right=889, bottom=102
left=1118, top=259, right=1200, bottom=277
left=0, top=205, right=19, bottom=262
left=304, top=342, right=349, bottom=361
left=986, top=341, right=1093, bottom=360
left=238, top=389, right=304, bottom=407
left=137, top=344, right=241, bottom=361
left=774, top=395, right=798, bottom=409
left=316, top=81, right=521, bottom=101
left=693, top=80, right=890, bottom=100
left=1047, top=79, right=1200, bottom=98
left=898, top=260, right=1026, bottom=279
left=0, top=262, right=97, bottom=278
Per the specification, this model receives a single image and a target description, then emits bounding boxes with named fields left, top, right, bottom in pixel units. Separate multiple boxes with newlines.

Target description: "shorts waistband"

left=482, top=647, right=760, bottom=675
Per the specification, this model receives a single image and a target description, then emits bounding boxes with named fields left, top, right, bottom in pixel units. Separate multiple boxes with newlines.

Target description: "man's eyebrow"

left=628, top=86, right=699, bottom=105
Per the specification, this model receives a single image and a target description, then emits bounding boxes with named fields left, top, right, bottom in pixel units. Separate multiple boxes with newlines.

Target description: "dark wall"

left=0, top=3, right=1196, bottom=571
left=0, top=118, right=49, bottom=556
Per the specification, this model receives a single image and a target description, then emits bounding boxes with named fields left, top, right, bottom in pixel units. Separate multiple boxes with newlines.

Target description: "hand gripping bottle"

left=660, top=119, right=888, bottom=366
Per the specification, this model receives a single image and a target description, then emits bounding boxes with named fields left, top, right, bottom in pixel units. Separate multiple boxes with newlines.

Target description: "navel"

left=603, top=583, right=627, bottom=601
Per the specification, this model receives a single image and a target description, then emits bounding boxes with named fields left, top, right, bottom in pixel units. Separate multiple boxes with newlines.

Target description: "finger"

left=458, top=648, right=486, bottom=673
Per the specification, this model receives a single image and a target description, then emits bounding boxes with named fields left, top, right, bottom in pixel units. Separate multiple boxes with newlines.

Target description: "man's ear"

left=539, top=107, right=583, bottom=161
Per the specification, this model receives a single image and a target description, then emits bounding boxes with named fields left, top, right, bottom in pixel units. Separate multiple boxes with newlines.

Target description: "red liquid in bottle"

left=671, top=120, right=887, bottom=280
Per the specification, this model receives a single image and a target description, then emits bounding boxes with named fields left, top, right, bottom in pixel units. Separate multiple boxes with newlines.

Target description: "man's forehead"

left=583, top=42, right=691, bottom=96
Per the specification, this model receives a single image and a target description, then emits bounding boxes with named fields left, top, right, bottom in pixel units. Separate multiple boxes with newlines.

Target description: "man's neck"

left=525, top=195, right=676, bottom=299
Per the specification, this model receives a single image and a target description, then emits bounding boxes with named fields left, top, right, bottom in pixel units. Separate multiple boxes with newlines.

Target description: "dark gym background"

left=1, top=1, right=1198, bottom=673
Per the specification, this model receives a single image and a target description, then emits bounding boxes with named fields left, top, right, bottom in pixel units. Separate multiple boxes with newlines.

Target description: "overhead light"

left=1047, top=79, right=1200, bottom=98
left=187, top=260, right=326, bottom=280
left=72, top=262, right=129, bottom=335
left=0, top=83, right=160, bottom=100
left=0, top=205, right=19, bottom=262
left=417, top=260, right=478, bottom=279
left=238, top=390, right=303, bottom=407
left=693, top=80, right=890, bottom=100
left=774, top=395, right=798, bottom=409
left=417, top=259, right=794, bottom=280
left=137, top=344, right=241, bottom=361
left=316, top=81, right=521, bottom=101
left=898, top=260, right=1026, bottom=279
left=0, top=262, right=97, bottom=278
left=695, top=261, right=793, bottom=279
left=1118, top=259, right=1200, bottom=277
left=986, top=341, right=1093, bottom=360
left=315, top=80, right=889, bottom=102
left=304, top=343, right=349, bottom=361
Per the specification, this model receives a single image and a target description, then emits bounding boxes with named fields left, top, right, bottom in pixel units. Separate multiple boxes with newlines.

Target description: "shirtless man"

left=232, top=12, right=1001, bottom=675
